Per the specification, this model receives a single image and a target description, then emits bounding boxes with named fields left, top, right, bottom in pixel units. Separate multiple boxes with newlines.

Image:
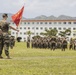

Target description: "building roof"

left=20, top=20, right=76, bottom=22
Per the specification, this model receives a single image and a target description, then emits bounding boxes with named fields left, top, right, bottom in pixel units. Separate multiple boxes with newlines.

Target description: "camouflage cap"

left=2, top=13, right=8, bottom=18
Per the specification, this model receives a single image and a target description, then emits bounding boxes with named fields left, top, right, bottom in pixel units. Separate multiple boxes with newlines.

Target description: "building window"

left=20, top=27, right=22, bottom=29
left=63, top=28, right=66, bottom=30
left=68, top=28, right=71, bottom=30
left=58, top=22, right=61, bottom=24
left=45, top=22, right=47, bottom=24
left=54, top=22, right=57, bottom=24
left=49, top=22, right=52, bottom=24
left=73, top=34, right=76, bottom=36
left=73, top=28, right=76, bottom=30
left=36, top=27, right=38, bottom=30
left=32, top=22, right=34, bottom=24
left=40, top=22, right=43, bottom=24
left=12, top=32, right=14, bottom=34
left=54, top=27, right=56, bottom=29
left=37, top=22, right=39, bottom=24
left=20, top=32, right=22, bottom=34
left=24, top=32, right=26, bottom=35
left=32, top=27, right=34, bottom=29
left=36, top=33, right=38, bottom=35
left=68, top=22, right=71, bottom=24
left=32, top=33, right=34, bottom=35
left=58, top=28, right=61, bottom=30
left=24, top=22, right=26, bottom=24
left=63, top=22, right=66, bottom=24
left=74, top=22, right=76, bottom=24
left=28, top=27, right=30, bottom=29
left=24, top=38, right=26, bottom=39
left=40, top=27, right=43, bottom=30
left=45, top=27, right=47, bottom=30
left=49, top=27, right=52, bottom=29
left=28, top=22, right=30, bottom=24
left=24, top=27, right=26, bottom=29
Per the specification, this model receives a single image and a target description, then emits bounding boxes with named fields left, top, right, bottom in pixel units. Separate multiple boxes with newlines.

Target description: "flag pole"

left=12, top=6, right=24, bottom=41
left=16, top=26, right=19, bottom=41
left=16, top=5, right=24, bottom=41
left=16, top=19, right=22, bottom=41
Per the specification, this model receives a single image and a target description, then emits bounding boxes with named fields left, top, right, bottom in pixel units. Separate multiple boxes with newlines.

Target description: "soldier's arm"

left=9, top=26, right=19, bottom=32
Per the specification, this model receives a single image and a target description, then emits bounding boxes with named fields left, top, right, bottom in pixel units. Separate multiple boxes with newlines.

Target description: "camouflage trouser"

left=3, top=33, right=10, bottom=56
left=0, top=33, right=3, bottom=56
left=9, top=40, right=14, bottom=49
left=27, top=42, right=30, bottom=48
left=0, top=33, right=10, bottom=56
left=3, top=41, right=9, bottom=56
left=0, top=39, right=3, bottom=56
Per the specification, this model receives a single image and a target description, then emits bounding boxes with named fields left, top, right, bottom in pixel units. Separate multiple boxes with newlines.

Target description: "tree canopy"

left=40, top=28, right=58, bottom=37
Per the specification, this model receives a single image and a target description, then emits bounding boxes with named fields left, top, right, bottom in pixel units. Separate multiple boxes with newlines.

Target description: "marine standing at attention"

left=0, top=13, right=19, bottom=59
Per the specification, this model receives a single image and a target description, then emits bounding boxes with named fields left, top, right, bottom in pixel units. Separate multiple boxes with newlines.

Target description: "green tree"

left=65, top=29, right=71, bottom=35
left=40, top=28, right=58, bottom=37
left=59, top=31, right=66, bottom=37
left=26, top=31, right=32, bottom=36
left=59, top=29, right=71, bottom=37
left=26, top=31, right=33, bottom=42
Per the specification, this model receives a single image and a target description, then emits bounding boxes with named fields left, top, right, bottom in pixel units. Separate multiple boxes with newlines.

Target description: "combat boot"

left=7, top=56, right=11, bottom=59
left=0, top=56, right=3, bottom=59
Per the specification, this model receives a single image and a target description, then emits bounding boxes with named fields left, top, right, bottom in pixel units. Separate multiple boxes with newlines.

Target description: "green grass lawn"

left=0, top=42, right=76, bottom=75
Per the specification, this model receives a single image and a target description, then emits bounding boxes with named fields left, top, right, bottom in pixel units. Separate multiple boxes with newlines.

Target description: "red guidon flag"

left=12, top=6, right=24, bottom=26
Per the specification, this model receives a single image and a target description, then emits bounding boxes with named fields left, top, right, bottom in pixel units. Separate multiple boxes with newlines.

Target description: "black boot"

left=0, top=55, right=3, bottom=59
left=7, top=56, right=11, bottom=59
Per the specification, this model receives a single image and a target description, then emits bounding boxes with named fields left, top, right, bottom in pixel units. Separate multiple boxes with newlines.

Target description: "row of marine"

left=31, top=37, right=68, bottom=51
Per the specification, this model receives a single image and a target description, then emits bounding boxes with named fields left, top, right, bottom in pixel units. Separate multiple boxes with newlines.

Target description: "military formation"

left=0, top=13, right=76, bottom=59
left=27, top=36, right=76, bottom=51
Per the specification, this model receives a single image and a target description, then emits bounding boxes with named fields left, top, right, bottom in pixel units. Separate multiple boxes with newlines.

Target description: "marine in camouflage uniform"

left=61, top=38, right=67, bottom=51
left=0, top=29, right=3, bottom=58
left=51, top=37, right=56, bottom=50
left=74, top=40, right=76, bottom=50
left=27, top=36, right=30, bottom=48
left=69, top=38, right=74, bottom=50
left=0, top=20, right=10, bottom=58
left=0, top=13, right=18, bottom=59
left=9, top=36, right=15, bottom=49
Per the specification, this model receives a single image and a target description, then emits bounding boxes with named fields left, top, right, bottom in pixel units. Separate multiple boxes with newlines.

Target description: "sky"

left=0, top=0, right=76, bottom=18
